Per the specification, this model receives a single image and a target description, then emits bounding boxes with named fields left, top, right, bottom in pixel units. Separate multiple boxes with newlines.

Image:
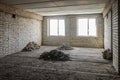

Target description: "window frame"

left=47, top=18, right=65, bottom=36
left=77, top=17, right=97, bottom=37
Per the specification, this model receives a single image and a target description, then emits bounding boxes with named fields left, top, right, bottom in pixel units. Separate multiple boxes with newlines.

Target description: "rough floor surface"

left=0, top=46, right=119, bottom=80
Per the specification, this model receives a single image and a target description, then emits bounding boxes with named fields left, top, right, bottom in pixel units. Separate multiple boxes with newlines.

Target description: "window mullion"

left=87, top=19, right=89, bottom=36
left=49, top=19, right=50, bottom=36
left=57, top=19, right=59, bottom=36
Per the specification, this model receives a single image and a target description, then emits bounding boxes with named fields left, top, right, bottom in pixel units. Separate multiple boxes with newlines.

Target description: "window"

left=77, top=18, right=96, bottom=36
left=48, top=19, right=65, bottom=36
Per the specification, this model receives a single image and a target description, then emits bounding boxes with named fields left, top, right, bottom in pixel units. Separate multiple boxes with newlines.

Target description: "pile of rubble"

left=39, top=50, right=70, bottom=61
left=22, top=42, right=40, bottom=51
left=102, top=49, right=112, bottom=60
left=57, top=44, right=73, bottom=50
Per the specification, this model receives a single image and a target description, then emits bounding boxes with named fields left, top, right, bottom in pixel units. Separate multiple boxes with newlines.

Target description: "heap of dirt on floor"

left=57, top=44, right=73, bottom=50
left=39, top=50, right=70, bottom=61
left=102, top=49, right=112, bottom=60
left=22, top=42, right=40, bottom=51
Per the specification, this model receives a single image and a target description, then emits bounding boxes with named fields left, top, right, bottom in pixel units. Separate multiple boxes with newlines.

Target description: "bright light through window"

left=77, top=18, right=96, bottom=36
left=49, top=19, right=65, bottom=36
left=50, top=19, right=58, bottom=36
left=78, top=19, right=88, bottom=36
left=59, top=20, right=65, bottom=36
left=89, top=19, right=96, bottom=36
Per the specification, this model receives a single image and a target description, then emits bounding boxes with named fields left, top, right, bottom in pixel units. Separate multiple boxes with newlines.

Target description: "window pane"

left=78, top=19, right=88, bottom=36
left=59, top=20, right=65, bottom=36
left=89, top=19, right=96, bottom=36
left=50, top=19, right=58, bottom=36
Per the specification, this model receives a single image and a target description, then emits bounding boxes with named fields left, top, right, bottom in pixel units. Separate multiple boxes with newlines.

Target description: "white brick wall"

left=42, top=14, right=104, bottom=48
left=0, top=11, right=42, bottom=57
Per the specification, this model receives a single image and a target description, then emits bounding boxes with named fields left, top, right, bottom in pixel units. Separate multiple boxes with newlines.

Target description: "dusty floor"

left=11, top=46, right=109, bottom=63
left=0, top=46, right=120, bottom=80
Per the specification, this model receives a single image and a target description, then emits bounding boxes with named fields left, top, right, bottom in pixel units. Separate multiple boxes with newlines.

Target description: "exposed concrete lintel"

left=0, top=3, right=43, bottom=20
left=103, top=0, right=117, bottom=18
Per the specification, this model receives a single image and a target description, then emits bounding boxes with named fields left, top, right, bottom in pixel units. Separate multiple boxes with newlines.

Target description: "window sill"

left=48, top=36, right=65, bottom=37
left=77, top=36, right=97, bottom=38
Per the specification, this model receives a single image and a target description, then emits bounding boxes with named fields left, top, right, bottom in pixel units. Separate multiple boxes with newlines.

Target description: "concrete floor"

left=0, top=46, right=120, bottom=80
left=12, top=46, right=109, bottom=63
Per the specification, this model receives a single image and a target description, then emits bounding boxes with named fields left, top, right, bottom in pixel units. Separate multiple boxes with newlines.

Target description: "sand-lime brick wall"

left=0, top=11, right=42, bottom=57
left=112, top=0, right=119, bottom=73
left=104, top=0, right=120, bottom=73
left=104, top=11, right=112, bottom=50
left=42, top=14, right=104, bottom=48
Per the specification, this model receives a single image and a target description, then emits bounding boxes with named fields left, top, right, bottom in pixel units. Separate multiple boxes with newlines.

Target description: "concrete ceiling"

left=0, top=0, right=108, bottom=16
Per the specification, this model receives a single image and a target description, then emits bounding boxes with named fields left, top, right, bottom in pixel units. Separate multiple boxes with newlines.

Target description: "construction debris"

left=57, top=44, right=73, bottom=50
left=39, top=50, right=70, bottom=61
left=102, top=49, right=112, bottom=60
left=22, top=41, right=40, bottom=51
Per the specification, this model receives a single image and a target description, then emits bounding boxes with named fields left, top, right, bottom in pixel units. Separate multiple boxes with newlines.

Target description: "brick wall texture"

left=43, top=14, right=104, bottom=48
left=104, top=11, right=112, bottom=50
left=104, top=0, right=119, bottom=73
left=112, top=0, right=119, bottom=73
left=0, top=11, right=42, bottom=57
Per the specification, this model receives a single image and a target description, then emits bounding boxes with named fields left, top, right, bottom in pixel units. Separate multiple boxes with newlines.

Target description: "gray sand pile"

left=39, top=50, right=70, bottom=61
left=102, top=49, right=112, bottom=60
left=22, top=42, right=40, bottom=51
left=57, top=44, right=73, bottom=50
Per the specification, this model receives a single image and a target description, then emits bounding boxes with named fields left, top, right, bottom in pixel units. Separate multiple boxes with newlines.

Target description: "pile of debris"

left=102, top=49, right=112, bottom=60
left=22, top=41, right=40, bottom=51
left=57, top=44, right=73, bottom=50
left=39, top=50, right=70, bottom=61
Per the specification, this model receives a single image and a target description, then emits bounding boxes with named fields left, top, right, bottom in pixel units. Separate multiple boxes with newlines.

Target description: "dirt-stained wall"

left=0, top=11, right=42, bottom=57
left=104, top=0, right=119, bottom=73
left=42, top=14, right=104, bottom=48
left=112, top=0, right=119, bottom=73
left=104, top=11, right=112, bottom=50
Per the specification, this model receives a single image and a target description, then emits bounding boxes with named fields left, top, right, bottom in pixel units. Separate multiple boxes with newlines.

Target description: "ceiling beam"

left=27, top=4, right=104, bottom=12
left=14, top=3, right=105, bottom=9
left=0, top=2, right=43, bottom=20
left=103, top=0, right=117, bottom=17
left=0, top=0, right=107, bottom=5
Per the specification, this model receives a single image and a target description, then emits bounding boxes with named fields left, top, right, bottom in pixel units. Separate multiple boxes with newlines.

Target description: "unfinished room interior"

left=0, top=0, right=120, bottom=80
